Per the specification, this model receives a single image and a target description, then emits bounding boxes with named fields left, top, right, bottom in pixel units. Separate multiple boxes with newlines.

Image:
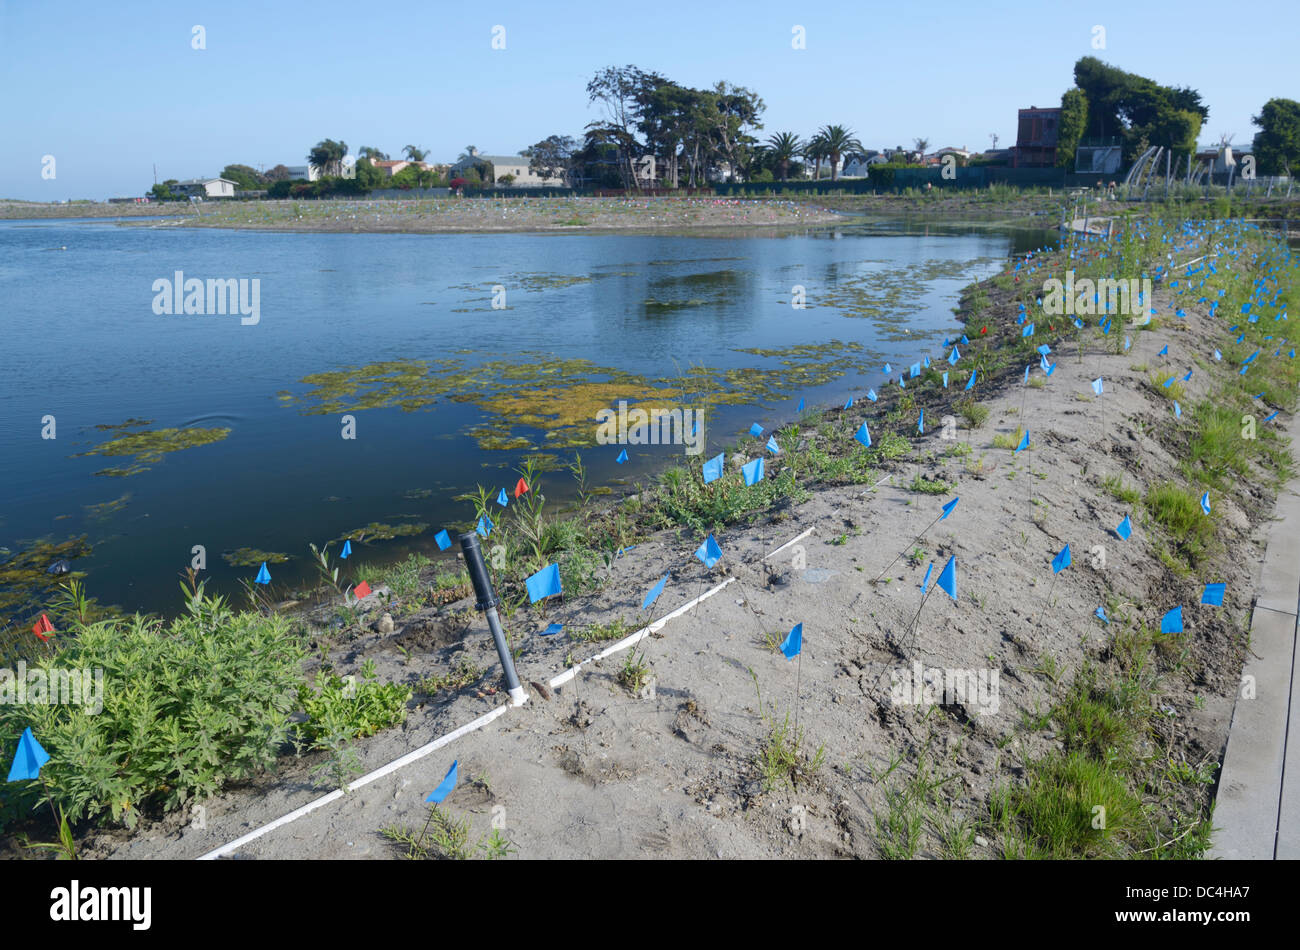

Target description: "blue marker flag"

left=477, top=514, right=493, bottom=538
left=867, top=389, right=878, bottom=402
left=779, top=623, right=803, bottom=660
left=255, top=562, right=271, bottom=585
left=910, top=362, right=921, bottom=378
left=961, top=335, right=969, bottom=345
left=883, top=363, right=892, bottom=374
left=943, top=371, right=949, bottom=388
left=6, top=727, right=49, bottom=782
left=525, top=563, right=562, bottom=603
left=643, top=574, right=669, bottom=610
left=341, top=540, right=352, bottom=559
left=541, top=623, right=564, bottom=636
left=1158, top=344, right=1168, bottom=356
left=1095, top=606, right=1110, bottom=625
left=1201, top=582, right=1226, bottom=606
left=766, top=436, right=780, bottom=454
left=937, top=556, right=957, bottom=601
left=845, top=396, right=855, bottom=409
left=1024, top=365, right=1031, bottom=385
left=917, top=409, right=925, bottom=435
left=702, top=452, right=724, bottom=484
left=1037, top=344, right=1051, bottom=356
left=1051, top=544, right=1071, bottom=574
left=1014, top=429, right=1030, bottom=454
left=435, top=529, right=452, bottom=550
left=949, top=347, right=960, bottom=365
left=1160, top=606, right=1183, bottom=634
left=1022, top=323, right=1034, bottom=337
left=616, top=448, right=629, bottom=464
left=1264, top=410, right=1279, bottom=423
left=742, top=457, right=764, bottom=486
left=426, top=760, right=458, bottom=803
left=797, top=397, right=804, bottom=412
left=1163, top=376, right=1176, bottom=388
left=1174, top=401, right=1182, bottom=418
left=965, top=369, right=977, bottom=391
left=920, top=563, right=933, bottom=593
left=774, top=623, right=806, bottom=660
left=854, top=422, right=871, bottom=448
left=1200, top=492, right=1211, bottom=515
left=1091, top=377, right=1103, bottom=395
left=941, top=496, right=960, bottom=520
left=1116, top=515, right=1132, bottom=540
left=497, top=488, right=509, bottom=507
left=749, top=423, right=764, bottom=438
left=695, top=534, right=722, bottom=568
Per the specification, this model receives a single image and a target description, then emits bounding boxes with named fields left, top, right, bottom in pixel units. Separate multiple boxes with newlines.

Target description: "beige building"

left=449, top=147, right=565, bottom=186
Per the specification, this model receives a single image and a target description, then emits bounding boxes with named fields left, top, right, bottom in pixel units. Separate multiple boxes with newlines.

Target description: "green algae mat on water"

left=74, top=425, right=232, bottom=477
left=283, top=343, right=877, bottom=451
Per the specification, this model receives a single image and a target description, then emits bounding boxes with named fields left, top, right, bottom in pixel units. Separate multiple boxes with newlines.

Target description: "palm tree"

left=307, top=139, right=348, bottom=177
left=913, top=138, right=930, bottom=161
left=358, top=146, right=389, bottom=160
left=818, top=125, right=863, bottom=180
left=458, top=146, right=479, bottom=163
left=766, top=132, right=803, bottom=181
left=403, top=145, right=428, bottom=163
left=803, top=134, right=828, bottom=181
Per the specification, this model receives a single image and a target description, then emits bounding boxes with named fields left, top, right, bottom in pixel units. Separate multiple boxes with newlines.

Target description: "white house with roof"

left=841, top=153, right=888, bottom=177
left=449, top=147, right=565, bottom=186
left=174, top=178, right=237, bottom=198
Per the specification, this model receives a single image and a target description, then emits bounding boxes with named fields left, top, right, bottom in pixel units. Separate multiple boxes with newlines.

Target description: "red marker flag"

left=353, top=581, right=372, bottom=600
left=514, top=477, right=529, bottom=498
left=980, top=326, right=987, bottom=335
left=32, top=614, right=54, bottom=640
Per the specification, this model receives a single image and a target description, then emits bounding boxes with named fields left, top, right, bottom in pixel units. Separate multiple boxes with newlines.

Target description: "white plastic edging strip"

left=764, top=527, right=816, bottom=561
left=197, top=704, right=510, bottom=860
left=548, top=576, right=735, bottom=689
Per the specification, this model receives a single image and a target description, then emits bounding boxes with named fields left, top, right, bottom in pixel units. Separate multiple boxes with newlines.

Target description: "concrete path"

left=1211, top=411, right=1300, bottom=859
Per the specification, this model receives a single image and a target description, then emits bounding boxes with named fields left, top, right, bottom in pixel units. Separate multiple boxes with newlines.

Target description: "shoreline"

left=5, top=212, right=1296, bottom=860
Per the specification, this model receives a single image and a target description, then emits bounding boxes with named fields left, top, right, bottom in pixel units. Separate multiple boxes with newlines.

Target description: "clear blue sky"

left=2, top=0, right=1295, bottom=200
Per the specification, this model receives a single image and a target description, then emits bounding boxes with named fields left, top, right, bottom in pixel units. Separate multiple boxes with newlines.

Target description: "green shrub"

left=297, top=659, right=411, bottom=744
left=0, top=603, right=307, bottom=830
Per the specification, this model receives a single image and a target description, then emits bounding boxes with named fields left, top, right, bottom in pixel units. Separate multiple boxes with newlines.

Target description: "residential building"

left=932, top=146, right=972, bottom=161
left=448, top=147, right=565, bottom=186
left=173, top=178, right=237, bottom=198
left=1011, top=106, right=1061, bottom=168
left=840, top=152, right=888, bottom=177
left=284, top=164, right=321, bottom=182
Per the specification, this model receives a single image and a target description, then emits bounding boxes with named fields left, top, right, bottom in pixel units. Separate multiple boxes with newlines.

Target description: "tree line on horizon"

left=148, top=58, right=1299, bottom=198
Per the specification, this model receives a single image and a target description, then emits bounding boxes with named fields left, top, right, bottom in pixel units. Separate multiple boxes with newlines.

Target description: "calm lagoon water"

left=0, top=217, right=1053, bottom=618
